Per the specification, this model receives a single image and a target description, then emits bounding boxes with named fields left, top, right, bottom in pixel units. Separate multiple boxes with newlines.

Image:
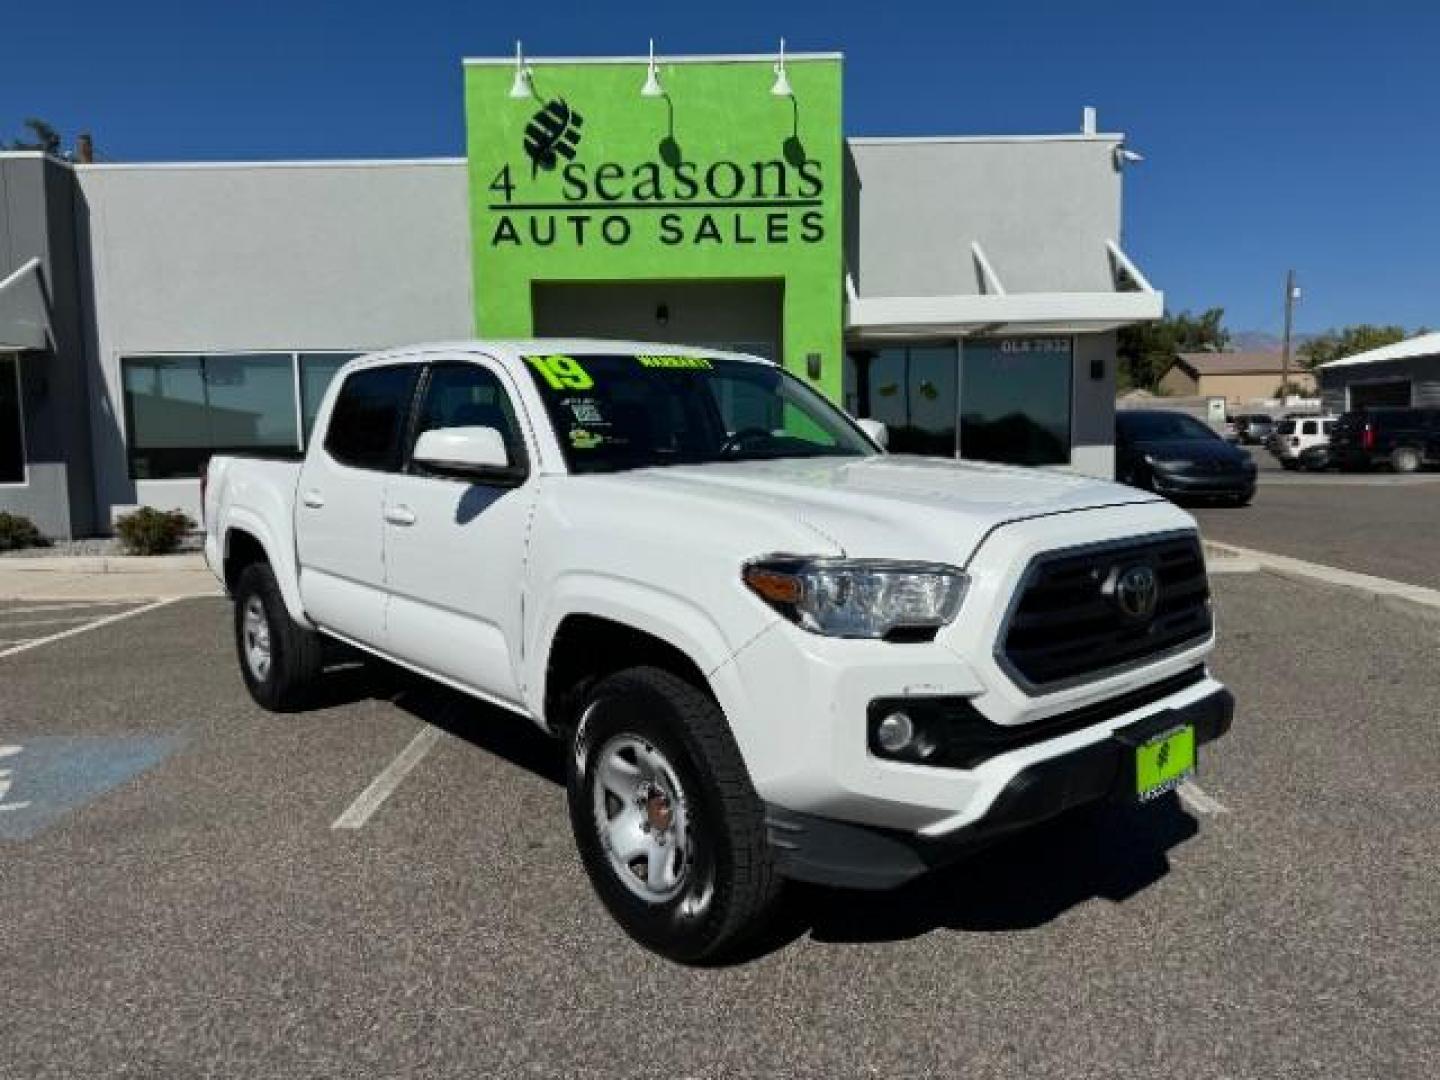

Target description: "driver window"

left=411, top=362, right=524, bottom=465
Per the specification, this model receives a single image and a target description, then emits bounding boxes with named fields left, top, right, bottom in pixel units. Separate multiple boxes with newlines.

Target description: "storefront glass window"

left=203, top=354, right=299, bottom=449
left=299, top=353, right=360, bottom=444
left=1, top=354, right=25, bottom=484
left=960, top=338, right=1072, bottom=466
left=122, top=354, right=297, bottom=479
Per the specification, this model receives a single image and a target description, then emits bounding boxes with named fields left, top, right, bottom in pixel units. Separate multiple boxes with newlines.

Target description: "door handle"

left=302, top=490, right=325, bottom=509
left=383, top=504, right=417, bottom=527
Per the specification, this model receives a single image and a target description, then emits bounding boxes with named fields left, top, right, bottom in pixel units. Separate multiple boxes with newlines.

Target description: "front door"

left=296, top=362, right=420, bottom=644
left=382, top=358, right=537, bottom=706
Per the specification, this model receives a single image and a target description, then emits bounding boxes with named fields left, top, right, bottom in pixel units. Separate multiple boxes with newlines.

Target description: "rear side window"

left=324, top=365, right=420, bottom=471
left=1301, top=420, right=1318, bottom=435
left=1323, top=420, right=1336, bottom=435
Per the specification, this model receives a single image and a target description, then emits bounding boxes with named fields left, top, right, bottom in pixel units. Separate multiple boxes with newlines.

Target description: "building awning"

left=846, top=241, right=1163, bottom=339
left=0, top=258, right=53, bottom=351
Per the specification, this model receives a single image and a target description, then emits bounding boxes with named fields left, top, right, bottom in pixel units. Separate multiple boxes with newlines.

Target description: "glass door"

left=845, top=344, right=958, bottom=456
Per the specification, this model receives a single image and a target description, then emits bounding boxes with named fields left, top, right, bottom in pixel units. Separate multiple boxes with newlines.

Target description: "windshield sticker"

left=568, top=428, right=604, bottom=450
left=568, top=398, right=604, bottom=424
left=637, top=354, right=713, bottom=370
left=527, top=355, right=595, bottom=391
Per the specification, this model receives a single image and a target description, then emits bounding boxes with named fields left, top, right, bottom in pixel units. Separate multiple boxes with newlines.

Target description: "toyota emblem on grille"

left=1107, top=563, right=1160, bottom=622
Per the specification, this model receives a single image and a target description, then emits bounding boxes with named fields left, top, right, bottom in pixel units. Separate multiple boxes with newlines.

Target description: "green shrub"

left=114, top=507, right=195, bottom=556
left=0, top=512, right=48, bottom=552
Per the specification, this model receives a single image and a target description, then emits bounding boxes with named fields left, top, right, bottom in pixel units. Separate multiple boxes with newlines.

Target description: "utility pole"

left=1281, top=269, right=1298, bottom=403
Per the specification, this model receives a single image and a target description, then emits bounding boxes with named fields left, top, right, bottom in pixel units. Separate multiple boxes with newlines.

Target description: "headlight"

left=742, top=557, right=967, bottom=639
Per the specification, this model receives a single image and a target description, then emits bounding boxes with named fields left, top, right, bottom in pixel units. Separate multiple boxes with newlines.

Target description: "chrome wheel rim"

left=242, top=595, right=272, bottom=682
left=591, top=734, right=692, bottom=903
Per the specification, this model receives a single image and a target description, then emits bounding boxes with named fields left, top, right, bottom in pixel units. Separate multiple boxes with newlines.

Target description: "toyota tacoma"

left=204, top=341, right=1232, bottom=962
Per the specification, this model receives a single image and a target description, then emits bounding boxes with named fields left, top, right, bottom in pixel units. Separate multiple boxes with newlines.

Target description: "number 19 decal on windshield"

left=527, top=355, right=594, bottom=391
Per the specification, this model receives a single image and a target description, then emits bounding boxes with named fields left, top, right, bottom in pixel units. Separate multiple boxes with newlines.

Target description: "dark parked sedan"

left=1116, top=410, right=1257, bottom=506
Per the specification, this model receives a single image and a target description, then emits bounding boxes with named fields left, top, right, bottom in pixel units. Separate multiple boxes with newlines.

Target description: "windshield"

left=1118, top=412, right=1222, bottom=442
left=522, top=353, right=877, bottom=474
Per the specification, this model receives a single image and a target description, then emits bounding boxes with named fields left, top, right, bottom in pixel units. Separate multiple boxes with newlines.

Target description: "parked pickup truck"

left=204, top=340, right=1232, bottom=962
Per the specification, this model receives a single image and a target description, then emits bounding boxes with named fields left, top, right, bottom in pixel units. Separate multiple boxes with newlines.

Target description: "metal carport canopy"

left=0, top=258, right=52, bottom=350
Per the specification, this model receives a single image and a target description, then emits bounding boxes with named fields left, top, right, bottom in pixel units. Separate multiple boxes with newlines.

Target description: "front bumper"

left=709, top=505, right=1221, bottom=841
left=1150, top=469, right=1256, bottom=499
left=766, top=686, right=1233, bottom=889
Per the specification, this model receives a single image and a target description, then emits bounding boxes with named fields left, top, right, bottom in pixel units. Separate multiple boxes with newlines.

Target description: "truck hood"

left=616, top=455, right=1162, bottom=564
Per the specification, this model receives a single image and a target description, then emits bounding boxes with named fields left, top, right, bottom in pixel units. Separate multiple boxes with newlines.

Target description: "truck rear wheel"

left=233, top=562, right=323, bottom=712
left=566, top=666, right=781, bottom=964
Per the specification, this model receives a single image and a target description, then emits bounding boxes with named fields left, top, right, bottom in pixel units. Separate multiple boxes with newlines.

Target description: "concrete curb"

left=0, top=553, right=206, bottom=574
left=1205, top=540, right=1440, bottom=611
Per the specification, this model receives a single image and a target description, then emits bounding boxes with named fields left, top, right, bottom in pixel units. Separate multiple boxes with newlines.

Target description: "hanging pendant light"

left=641, top=39, right=665, bottom=98
left=509, top=41, right=535, bottom=100
left=771, top=37, right=793, bottom=97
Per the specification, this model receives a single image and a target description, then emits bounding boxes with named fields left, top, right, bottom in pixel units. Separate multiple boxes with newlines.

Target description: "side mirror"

left=856, top=418, right=889, bottom=449
left=412, top=426, right=512, bottom=476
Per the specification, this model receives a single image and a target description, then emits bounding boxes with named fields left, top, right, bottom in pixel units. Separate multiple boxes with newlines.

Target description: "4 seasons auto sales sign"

left=463, top=53, right=845, bottom=394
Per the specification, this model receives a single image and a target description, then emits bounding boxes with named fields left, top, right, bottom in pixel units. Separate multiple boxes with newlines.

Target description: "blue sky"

left=4, top=1, right=1436, bottom=333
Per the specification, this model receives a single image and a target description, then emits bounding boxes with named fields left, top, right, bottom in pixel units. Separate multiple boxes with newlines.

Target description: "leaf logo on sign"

left=523, top=99, right=584, bottom=176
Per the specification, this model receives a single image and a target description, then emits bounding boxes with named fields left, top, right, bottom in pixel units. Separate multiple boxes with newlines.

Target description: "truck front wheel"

left=566, top=667, right=781, bottom=964
left=233, top=562, right=323, bottom=712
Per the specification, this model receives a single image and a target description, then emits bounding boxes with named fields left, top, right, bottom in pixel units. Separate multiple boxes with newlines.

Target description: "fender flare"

left=525, top=572, right=745, bottom=724
left=222, top=510, right=310, bottom=626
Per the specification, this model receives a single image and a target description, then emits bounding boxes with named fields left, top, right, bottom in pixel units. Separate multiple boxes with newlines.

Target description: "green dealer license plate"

left=1135, top=725, right=1195, bottom=801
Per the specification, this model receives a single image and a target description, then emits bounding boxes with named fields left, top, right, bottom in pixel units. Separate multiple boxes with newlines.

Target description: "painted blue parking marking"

left=0, top=734, right=183, bottom=841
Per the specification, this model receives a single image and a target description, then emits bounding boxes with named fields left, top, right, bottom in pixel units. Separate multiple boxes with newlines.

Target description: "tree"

left=1117, top=308, right=1230, bottom=391
left=5, top=118, right=62, bottom=154
left=1298, top=325, right=1425, bottom=370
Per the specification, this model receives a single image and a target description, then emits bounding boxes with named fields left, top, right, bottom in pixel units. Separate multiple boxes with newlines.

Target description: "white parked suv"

left=1270, top=415, right=1338, bottom=468
left=204, top=341, right=1232, bottom=962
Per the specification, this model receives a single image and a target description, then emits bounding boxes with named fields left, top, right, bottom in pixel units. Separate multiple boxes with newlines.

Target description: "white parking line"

left=332, top=725, right=444, bottom=830
left=1179, top=780, right=1229, bottom=815
left=0, top=598, right=181, bottom=660
left=0, top=614, right=116, bottom=631
left=0, top=600, right=140, bottom=616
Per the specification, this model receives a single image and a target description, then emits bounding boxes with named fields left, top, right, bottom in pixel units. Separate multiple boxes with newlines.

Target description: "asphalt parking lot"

left=1191, top=448, right=1440, bottom=589
left=2, top=573, right=1437, bottom=1078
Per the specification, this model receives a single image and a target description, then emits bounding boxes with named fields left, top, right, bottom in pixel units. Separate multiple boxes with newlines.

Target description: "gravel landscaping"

left=0, top=534, right=204, bottom=559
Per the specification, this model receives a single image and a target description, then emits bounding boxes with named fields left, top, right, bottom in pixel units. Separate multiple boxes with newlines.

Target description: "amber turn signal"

left=742, top=565, right=803, bottom=605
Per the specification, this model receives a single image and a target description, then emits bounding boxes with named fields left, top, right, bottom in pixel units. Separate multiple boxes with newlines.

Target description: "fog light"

left=875, top=711, right=915, bottom=754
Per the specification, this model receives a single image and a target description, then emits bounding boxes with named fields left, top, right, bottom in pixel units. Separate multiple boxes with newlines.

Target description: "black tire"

left=233, top=562, right=324, bottom=712
left=566, top=666, right=781, bottom=964
left=1391, top=446, right=1421, bottom=474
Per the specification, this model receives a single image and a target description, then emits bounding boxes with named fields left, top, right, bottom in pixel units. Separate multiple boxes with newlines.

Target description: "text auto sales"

left=487, top=158, right=826, bottom=248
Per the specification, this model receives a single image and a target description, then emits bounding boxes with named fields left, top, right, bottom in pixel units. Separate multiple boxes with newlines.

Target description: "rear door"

left=381, top=356, right=538, bottom=705
left=296, top=362, right=421, bottom=644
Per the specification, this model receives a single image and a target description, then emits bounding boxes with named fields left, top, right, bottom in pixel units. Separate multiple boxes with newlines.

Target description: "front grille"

left=998, top=532, right=1212, bottom=691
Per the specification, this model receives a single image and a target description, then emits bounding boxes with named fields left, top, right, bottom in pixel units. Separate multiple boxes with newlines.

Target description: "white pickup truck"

left=204, top=340, right=1232, bottom=962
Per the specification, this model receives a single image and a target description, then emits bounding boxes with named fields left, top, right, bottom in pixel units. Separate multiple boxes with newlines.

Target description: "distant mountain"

left=1227, top=330, right=1319, bottom=353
